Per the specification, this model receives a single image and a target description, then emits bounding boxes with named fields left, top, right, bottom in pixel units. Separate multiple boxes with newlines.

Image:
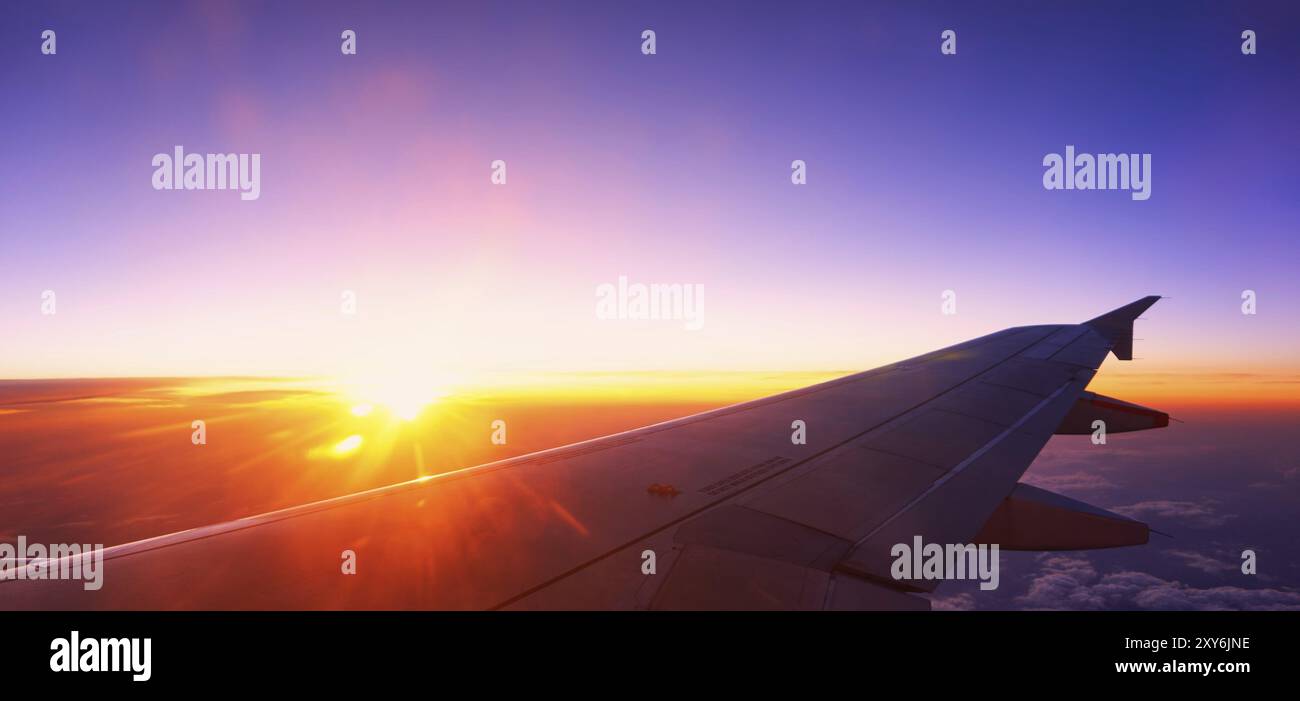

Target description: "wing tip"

left=1085, top=295, right=1162, bottom=361
left=1085, top=295, right=1162, bottom=328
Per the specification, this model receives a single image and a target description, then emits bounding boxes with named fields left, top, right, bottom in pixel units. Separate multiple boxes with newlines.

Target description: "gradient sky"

left=3, top=1, right=1299, bottom=406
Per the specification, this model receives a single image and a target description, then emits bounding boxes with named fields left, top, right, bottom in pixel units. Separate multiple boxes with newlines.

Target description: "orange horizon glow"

left=7, top=366, right=1298, bottom=412
left=3, top=368, right=1298, bottom=553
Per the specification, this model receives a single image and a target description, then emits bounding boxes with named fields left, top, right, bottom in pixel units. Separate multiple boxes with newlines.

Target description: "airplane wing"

left=0, top=297, right=1166, bottom=610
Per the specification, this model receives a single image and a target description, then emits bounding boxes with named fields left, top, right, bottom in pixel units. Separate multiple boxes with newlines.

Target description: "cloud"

left=1111, top=499, right=1235, bottom=528
left=1017, top=556, right=1108, bottom=609
left=930, top=593, right=977, bottom=611
left=1015, top=554, right=1300, bottom=611
left=1249, top=465, right=1299, bottom=488
left=1022, top=471, right=1116, bottom=492
left=1131, top=582, right=1300, bottom=611
left=1165, top=549, right=1236, bottom=574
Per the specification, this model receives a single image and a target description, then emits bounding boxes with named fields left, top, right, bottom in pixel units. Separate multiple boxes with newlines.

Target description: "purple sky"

left=1, top=1, right=1297, bottom=387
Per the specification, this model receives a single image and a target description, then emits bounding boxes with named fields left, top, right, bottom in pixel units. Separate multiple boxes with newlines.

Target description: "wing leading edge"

left=0, top=297, right=1165, bottom=610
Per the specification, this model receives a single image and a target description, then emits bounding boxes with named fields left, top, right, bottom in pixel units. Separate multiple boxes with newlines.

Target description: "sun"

left=341, top=370, right=457, bottom=422
left=383, top=392, right=437, bottom=421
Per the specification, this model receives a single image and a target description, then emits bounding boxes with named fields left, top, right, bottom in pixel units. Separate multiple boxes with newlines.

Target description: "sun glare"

left=340, top=371, right=457, bottom=422
left=332, top=434, right=364, bottom=455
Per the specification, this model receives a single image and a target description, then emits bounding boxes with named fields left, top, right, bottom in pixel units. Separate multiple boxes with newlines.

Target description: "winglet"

left=1084, top=295, right=1161, bottom=360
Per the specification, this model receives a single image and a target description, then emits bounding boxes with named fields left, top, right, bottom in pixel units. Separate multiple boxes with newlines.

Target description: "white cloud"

left=1015, top=554, right=1300, bottom=611
left=1165, top=549, right=1235, bottom=574
left=1111, top=499, right=1235, bottom=528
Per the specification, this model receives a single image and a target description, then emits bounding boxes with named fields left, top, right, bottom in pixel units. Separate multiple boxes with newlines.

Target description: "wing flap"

left=835, top=417, right=1064, bottom=591
left=1056, top=391, right=1170, bottom=434
left=974, top=482, right=1149, bottom=550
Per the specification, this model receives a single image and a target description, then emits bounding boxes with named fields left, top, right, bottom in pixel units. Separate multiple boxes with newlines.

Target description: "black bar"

left=0, top=611, right=1286, bottom=688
